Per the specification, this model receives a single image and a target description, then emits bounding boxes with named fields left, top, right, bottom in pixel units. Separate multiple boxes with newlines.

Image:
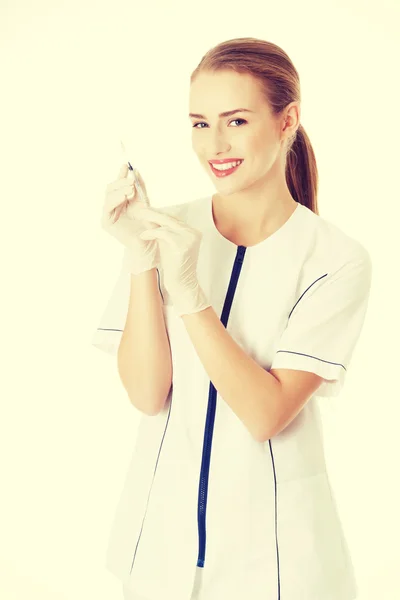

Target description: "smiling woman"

left=188, top=64, right=304, bottom=240
left=93, top=36, right=371, bottom=600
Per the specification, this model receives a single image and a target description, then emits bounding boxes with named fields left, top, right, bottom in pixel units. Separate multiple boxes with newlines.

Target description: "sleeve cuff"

left=270, top=350, right=346, bottom=398
left=91, top=327, right=123, bottom=357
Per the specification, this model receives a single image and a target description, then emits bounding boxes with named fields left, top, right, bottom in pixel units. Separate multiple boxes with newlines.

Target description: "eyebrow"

left=188, top=108, right=254, bottom=119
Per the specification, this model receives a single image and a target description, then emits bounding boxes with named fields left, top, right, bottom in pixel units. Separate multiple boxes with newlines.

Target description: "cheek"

left=255, top=133, right=279, bottom=166
left=191, top=137, right=203, bottom=156
left=251, top=130, right=274, bottom=151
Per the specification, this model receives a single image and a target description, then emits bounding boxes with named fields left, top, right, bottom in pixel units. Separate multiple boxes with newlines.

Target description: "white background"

left=1, top=0, right=399, bottom=598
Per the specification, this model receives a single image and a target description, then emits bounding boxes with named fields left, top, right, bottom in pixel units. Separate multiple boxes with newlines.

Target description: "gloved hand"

left=136, top=208, right=212, bottom=317
left=100, top=164, right=161, bottom=275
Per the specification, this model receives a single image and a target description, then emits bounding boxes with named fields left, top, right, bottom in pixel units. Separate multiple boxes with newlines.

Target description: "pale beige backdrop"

left=0, top=0, right=399, bottom=599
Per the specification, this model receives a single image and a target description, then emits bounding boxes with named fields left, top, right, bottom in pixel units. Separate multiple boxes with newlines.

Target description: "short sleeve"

left=270, top=250, right=372, bottom=397
left=91, top=248, right=163, bottom=357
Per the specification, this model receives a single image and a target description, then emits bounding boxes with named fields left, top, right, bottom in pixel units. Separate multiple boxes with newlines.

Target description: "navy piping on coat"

left=275, top=272, right=346, bottom=371
left=268, top=434, right=281, bottom=600
left=124, top=271, right=181, bottom=578
left=100, top=261, right=347, bottom=594
left=126, top=246, right=283, bottom=598
left=196, top=245, right=247, bottom=568
left=129, top=398, right=173, bottom=576
left=195, top=245, right=281, bottom=600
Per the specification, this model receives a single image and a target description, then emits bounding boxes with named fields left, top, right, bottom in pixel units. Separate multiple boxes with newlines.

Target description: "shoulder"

left=291, top=204, right=372, bottom=306
left=298, top=203, right=371, bottom=269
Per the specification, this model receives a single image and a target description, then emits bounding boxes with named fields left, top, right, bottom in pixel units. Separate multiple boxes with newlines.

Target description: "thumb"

left=118, top=163, right=129, bottom=179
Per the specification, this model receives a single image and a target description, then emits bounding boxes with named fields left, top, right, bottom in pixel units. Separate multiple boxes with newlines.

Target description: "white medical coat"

left=92, top=196, right=372, bottom=600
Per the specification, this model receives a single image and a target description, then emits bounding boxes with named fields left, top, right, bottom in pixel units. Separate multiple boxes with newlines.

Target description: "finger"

left=106, top=178, right=134, bottom=192
left=118, top=163, right=129, bottom=179
left=112, top=202, right=127, bottom=222
left=104, top=184, right=135, bottom=214
left=132, top=206, right=186, bottom=229
left=104, top=196, right=125, bottom=216
left=140, top=227, right=181, bottom=251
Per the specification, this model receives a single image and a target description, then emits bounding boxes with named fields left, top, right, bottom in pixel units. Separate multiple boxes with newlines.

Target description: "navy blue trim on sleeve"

left=275, top=350, right=346, bottom=370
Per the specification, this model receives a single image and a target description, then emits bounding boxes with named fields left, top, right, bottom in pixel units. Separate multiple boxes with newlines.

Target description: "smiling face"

left=189, top=70, right=298, bottom=202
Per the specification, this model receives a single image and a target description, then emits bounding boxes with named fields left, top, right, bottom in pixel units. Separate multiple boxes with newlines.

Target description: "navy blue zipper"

left=197, top=246, right=246, bottom=567
left=128, top=247, right=248, bottom=573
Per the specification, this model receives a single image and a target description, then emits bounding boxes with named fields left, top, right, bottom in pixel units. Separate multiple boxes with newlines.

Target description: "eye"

left=192, top=118, right=247, bottom=129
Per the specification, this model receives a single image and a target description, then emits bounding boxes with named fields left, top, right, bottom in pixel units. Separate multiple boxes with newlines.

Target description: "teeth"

left=212, top=160, right=242, bottom=171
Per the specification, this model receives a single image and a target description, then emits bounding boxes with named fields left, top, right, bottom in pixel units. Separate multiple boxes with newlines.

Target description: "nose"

left=208, top=127, right=231, bottom=156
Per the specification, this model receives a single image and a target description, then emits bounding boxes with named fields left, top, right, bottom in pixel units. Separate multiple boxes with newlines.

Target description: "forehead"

left=189, top=70, right=263, bottom=111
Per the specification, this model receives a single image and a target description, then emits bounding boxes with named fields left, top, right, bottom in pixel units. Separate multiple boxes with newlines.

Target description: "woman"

left=92, top=37, right=372, bottom=600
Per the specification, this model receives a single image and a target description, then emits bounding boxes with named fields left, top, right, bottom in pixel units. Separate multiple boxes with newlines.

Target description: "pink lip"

left=209, top=158, right=243, bottom=164
left=209, top=160, right=243, bottom=178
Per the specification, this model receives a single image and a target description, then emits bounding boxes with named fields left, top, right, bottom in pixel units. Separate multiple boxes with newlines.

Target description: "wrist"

left=173, top=284, right=211, bottom=317
left=126, top=243, right=159, bottom=275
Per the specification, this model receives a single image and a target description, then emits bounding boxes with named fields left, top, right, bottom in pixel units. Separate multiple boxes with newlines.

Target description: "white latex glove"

left=137, top=208, right=212, bottom=317
left=100, top=164, right=161, bottom=275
